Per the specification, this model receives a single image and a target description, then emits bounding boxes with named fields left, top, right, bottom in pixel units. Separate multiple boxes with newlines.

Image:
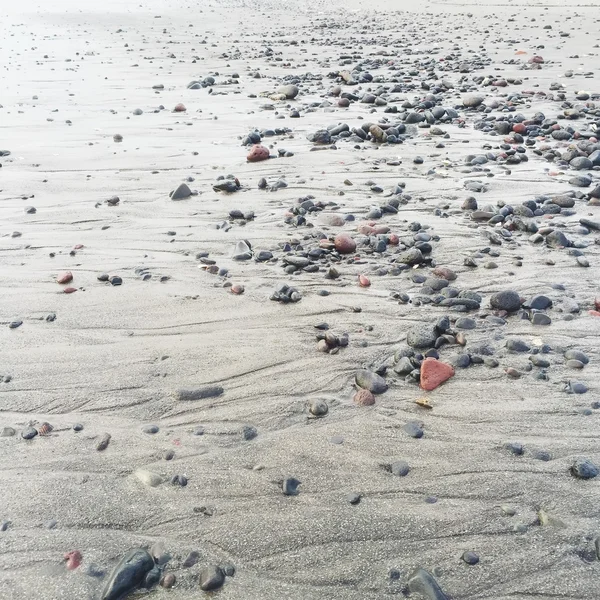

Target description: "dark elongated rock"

left=199, top=565, right=225, bottom=591
left=408, top=568, right=449, bottom=600
left=175, top=386, right=224, bottom=401
left=101, top=548, right=155, bottom=600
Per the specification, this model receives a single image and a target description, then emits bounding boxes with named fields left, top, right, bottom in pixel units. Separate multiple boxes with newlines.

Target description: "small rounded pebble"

left=462, top=551, right=479, bottom=565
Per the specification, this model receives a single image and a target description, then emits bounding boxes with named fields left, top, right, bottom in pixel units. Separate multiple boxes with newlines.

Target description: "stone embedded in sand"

left=355, top=369, right=388, bottom=394
left=57, top=271, right=73, bottom=284
left=134, top=469, right=163, bottom=487
left=175, top=386, right=224, bottom=401
left=160, top=573, right=176, bottom=588
left=571, top=459, right=599, bottom=479
left=96, top=433, right=111, bottom=451
left=199, top=566, right=225, bottom=591
left=420, top=358, right=455, bottom=391
left=64, top=550, right=82, bottom=570
left=309, top=399, right=328, bottom=417
left=546, top=230, right=571, bottom=248
left=63, top=287, right=77, bottom=294
left=247, top=144, right=270, bottom=162
left=462, top=551, right=479, bottom=565
left=334, top=233, right=356, bottom=254
left=390, top=461, right=410, bottom=476
left=170, top=183, right=192, bottom=200
left=432, top=267, right=456, bottom=281
left=173, top=103, right=186, bottom=112
left=490, top=290, right=521, bottom=312
left=354, top=389, right=375, bottom=406
left=407, top=324, right=437, bottom=349
left=101, top=548, right=155, bottom=600
left=408, top=568, right=449, bottom=600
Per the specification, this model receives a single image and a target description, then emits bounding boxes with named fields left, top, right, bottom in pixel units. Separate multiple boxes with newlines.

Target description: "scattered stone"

left=420, top=358, right=455, bottom=391
left=353, top=389, right=375, bottom=406
left=199, top=566, right=225, bottom=591
left=175, top=387, right=224, bottom=401
left=355, top=369, right=388, bottom=394
left=170, top=183, right=192, bottom=200
left=490, top=290, right=521, bottom=312
left=571, top=459, right=599, bottom=479
left=134, top=469, right=163, bottom=487
left=408, top=568, right=449, bottom=600
left=101, top=548, right=155, bottom=600
left=282, top=477, right=301, bottom=496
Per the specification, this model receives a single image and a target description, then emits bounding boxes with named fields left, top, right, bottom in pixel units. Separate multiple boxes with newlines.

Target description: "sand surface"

left=2, top=0, right=600, bottom=598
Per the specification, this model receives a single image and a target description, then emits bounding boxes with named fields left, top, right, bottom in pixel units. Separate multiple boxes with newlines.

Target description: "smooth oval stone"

left=571, top=459, right=599, bottom=479
left=355, top=369, right=388, bottom=394
left=505, top=442, right=524, bottom=456
left=455, top=317, right=476, bottom=330
left=199, top=565, right=225, bottom=591
left=21, top=427, right=38, bottom=440
left=462, top=551, right=480, bottom=565
left=391, top=461, right=410, bottom=476
left=101, top=548, right=155, bottom=600
left=0, top=427, right=16, bottom=437
left=566, top=360, right=585, bottom=369
left=506, top=339, right=530, bottom=353
left=142, top=425, right=159, bottom=434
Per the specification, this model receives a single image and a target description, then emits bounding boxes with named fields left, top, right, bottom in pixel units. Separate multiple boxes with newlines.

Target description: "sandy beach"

left=2, top=0, right=600, bottom=597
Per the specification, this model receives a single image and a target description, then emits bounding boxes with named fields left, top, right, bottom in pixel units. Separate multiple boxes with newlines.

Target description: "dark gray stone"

left=571, top=459, right=599, bottom=479
left=490, top=290, right=521, bottom=312
left=199, top=566, right=225, bottom=591
left=408, top=568, right=449, bottom=600
left=407, top=325, right=437, bottom=349
left=101, top=548, right=155, bottom=600
left=175, top=387, right=224, bottom=401
left=355, top=369, right=388, bottom=394
left=390, top=461, right=410, bottom=477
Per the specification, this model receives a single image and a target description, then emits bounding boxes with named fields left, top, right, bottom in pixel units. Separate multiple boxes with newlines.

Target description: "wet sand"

left=2, top=0, right=600, bottom=598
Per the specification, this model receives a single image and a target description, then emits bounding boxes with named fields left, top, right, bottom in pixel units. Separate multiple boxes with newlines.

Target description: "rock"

left=399, top=248, right=423, bottom=265
left=0, top=427, right=15, bottom=437
left=490, top=290, right=521, bottom=312
left=390, top=461, right=410, bottom=476
left=173, top=103, right=186, bottom=112
left=404, top=421, right=424, bottom=438
left=420, top=358, right=455, bottom=391
left=309, top=400, right=328, bottom=417
left=408, top=568, right=449, bottom=600
left=160, top=573, right=176, bottom=588
left=134, top=469, right=163, bottom=487
left=355, top=369, right=388, bottom=394
left=354, top=389, right=375, bottom=406
left=455, top=317, right=476, bottom=330
left=21, top=427, right=38, bottom=440
left=532, top=313, right=551, bottom=325
left=462, top=551, right=479, bottom=565
left=525, top=295, right=552, bottom=310
left=347, top=493, right=361, bottom=504
left=64, top=550, right=82, bottom=570
left=101, top=548, right=155, bottom=600
left=247, top=145, right=270, bottom=162
left=546, top=230, right=571, bottom=248
left=307, top=130, right=331, bottom=144
left=506, top=339, right=530, bottom=353
left=334, top=234, right=356, bottom=254
left=96, top=433, right=111, bottom=451
left=277, top=84, right=299, bottom=99
left=142, top=425, right=159, bottom=434
left=232, top=240, right=252, bottom=260
left=407, top=325, right=437, bottom=349
left=571, top=459, right=599, bottom=479
left=57, top=271, right=73, bottom=284
left=199, top=566, right=225, bottom=591
left=282, top=477, right=301, bottom=496
left=109, top=276, right=122, bottom=286
left=565, top=350, right=589, bottom=364
left=463, top=95, right=484, bottom=108
left=175, top=386, right=224, bottom=401
left=170, top=183, right=192, bottom=200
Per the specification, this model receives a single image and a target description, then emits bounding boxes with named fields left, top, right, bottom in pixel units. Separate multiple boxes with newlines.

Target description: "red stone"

left=354, top=389, right=375, bottom=406
left=334, top=233, right=356, bottom=254
left=388, top=234, right=399, bottom=245
left=63, top=287, right=77, bottom=294
left=589, top=310, right=600, bottom=317
left=512, top=123, right=527, bottom=134
left=420, top=358, right=455, bottom=391
left=247, top=144, right=270, bottom=162
left=173, top=103, right=186, bottom=112
left=57, top=271, right=73, bottom=284
left=64, top=550, right=82, bottom=570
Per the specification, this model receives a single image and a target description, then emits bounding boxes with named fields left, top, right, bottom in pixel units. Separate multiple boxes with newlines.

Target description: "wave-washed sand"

left=2, top=0, right=600, bottom=597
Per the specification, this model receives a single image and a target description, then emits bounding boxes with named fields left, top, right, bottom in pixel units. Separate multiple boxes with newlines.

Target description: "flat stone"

left=175, top=386, right=224, bottom=401
left=390, top=461, right=410, bottom=476
left=506, top=339, right=530, bottom=353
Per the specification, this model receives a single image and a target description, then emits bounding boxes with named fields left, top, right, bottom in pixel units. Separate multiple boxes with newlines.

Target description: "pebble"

left=282, top=477, right=301, bottom=496
left=101, top=548, right=155, bottom=600
left=175, top=386, right=224, bottom=401
left=134, top=469, right=163, bottom=487
left=170, top=183, right=192, bottom=200
left=21, top=427, right=38, bottom=440
left=390, top=461, right=410, bottom=477
left=490, top=290, right=521, bottom=312
left=404, top=421, right=424, bottom=439
left=462, top=551, right=479, bottom=565
left=96, top=433, right=111, bottom=451
left=355, top=369, right=388, bottom=394
left=347, top=493, right=361, bottom=505
left=199, top=566, right=225, bottom=591
left=354, top=389, right=375, bottom=406
left=160, top=573, right=176, bottom=588
left=408, top=568, right=449, bottom=600
left=142, top=425, right=159, bottom=434
left=571, top=459, right=599, bottom=479
left=309, top=399, right=328, bottom=417
left=420, top=358, right=454, bottom=391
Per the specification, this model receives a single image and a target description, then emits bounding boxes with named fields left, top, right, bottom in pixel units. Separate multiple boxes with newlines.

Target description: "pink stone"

left=420, top=358, right=455, bottom=391
left=334, top=233, right=356, bottom=254
left=247, top=144, right=270, bottom=162
left=57, top=271, right=73, bottom=284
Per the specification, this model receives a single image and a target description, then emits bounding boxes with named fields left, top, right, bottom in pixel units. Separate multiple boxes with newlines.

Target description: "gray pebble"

left=571, top=459, right=599, bottom=479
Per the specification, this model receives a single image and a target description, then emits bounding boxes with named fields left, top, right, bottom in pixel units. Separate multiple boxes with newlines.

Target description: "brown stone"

left=334, top=233, right=356, bottom=254
left=420, top=358, right=454, bottom=391
left=247, top=144, right=270, bottom=162
left=354, top=389, right=375, bottom=406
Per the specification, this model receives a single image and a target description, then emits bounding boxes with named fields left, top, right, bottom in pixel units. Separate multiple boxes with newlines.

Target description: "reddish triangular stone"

left=420, top=358, right=455, bottom=391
